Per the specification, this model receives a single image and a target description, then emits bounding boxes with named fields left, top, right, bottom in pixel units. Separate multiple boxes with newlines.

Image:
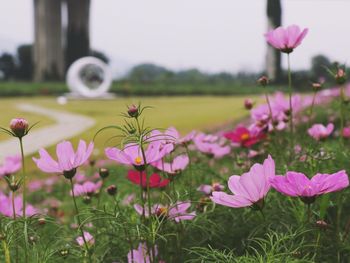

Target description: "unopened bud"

left=38, top=217, right=46, bottom=225
left=315, top=220, right=328, bottom=230
left=83, top=196, right=91, bottom=204
left=127, top=104, right=139, bottom=118
left=10, top=118, right=29, bottom=138
left=99, top=168, right=109, bottom=179
left=335, top=68, right=346, bottom=85
left=312, top=82, right=322, bottom=91
left=257, top=76, right=269, bottom=86
left=244, top=99, right=254, bottom=110
left=106, top=185, right=117, bottom=196
left=59, top=249, right=69, bottom=258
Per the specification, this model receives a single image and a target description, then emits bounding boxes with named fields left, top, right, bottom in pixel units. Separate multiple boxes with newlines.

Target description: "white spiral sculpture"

left=66, top=57, right=113, bottom=98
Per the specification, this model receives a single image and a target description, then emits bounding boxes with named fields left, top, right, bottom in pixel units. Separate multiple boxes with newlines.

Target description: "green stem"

left=309, top=91, right=317, bottom=127
left=2, top=239, right=10, bottom=263
left=265, top=92, right=275, bottom=129
left=19, top=138, right=28, bottom=262
left=340, top=84, right=345, bottom=145
left=287, top=54, right=295, bottom=158
left=69, top=179, right=92, bottom=263
left=96, top=179, right=105, bottom=209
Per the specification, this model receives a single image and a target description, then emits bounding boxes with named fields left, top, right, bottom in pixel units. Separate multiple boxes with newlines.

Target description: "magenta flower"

left=0, top=155, right=21, bottom=177
left=71, top=181, right=103, bottom=197
left=265, top=25, right=308, bottom=53
left=134, top=201, right=196, bottom=222
left=151, top=154, right=189, bottom=174
left=105, top=142, right=163, bottom=169
left=211, top=155, right=275, bottom=209
left=308, top=123, right=334, bottom=140
left=33, top=140, right=94, bottom=179
left=0, top=192, right=37, bottom=218
left=127, top=243, right=158, bottom=263
left=76, top=231, right=94, bottom=247
left=342, top=127, right=350, bottom=138
left=270, top=170, right=349, bottom=203
left=224, top=126, right=266, bottom=148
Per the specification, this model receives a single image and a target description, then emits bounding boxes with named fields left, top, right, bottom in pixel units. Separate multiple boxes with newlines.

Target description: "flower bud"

left=63, top=168, right=77, bottom=179
left=312, top=82, right=322, bottom=91
left=315, top=220, right=328, bottom=230
left=257, top=76, right=269, bottom=86
left=244, top=99, right=254, bottom=110
left=99, top=168, right=109, bottom=179
left=335, top=68, right=346, bottom=84
left=127, top=104, right=139, bottom=118
left=38, top=217, right=46, bottom=225
left=10, top=118, right=29, bottom=138
left=59, top=249, right=69, bottom=258
left=106, top=185, right=117, bottom=196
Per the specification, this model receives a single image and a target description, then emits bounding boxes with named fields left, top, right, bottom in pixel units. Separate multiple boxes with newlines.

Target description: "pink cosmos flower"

left=105, top=142, right=163, bottom=169
left=71, top=181, right=103, bottom=197
left=211, top=155, right=275, bottom=209
left=308, top=123, right=334, bottom=140
left=0, top=192, right=37, bottom=218
left=134, top=201, right=196, bottom=222
left=197, top=182, right=225, bottom=195
left=265, top=25, right=308, bottom=53
left=194, top=133, right=230, bottom=158
left=224, top=126, right=266, bottom=148
left=151, top=154, right=189, bottom=174
left=0, top=155, right=21, bottom=177
left=270, top=170, right=349, bottom=203
left=76, top=231, right=94, bottom=247
left=33, top=140, right=94, bottom=179
left=127, top=243, right=158, bottom=263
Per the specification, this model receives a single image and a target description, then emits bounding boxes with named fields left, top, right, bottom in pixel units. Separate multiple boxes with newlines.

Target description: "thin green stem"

left=265, top=92, right=274, bottom=129
left=287, top=54, right=295, bottom=158
left=19, top=138, right=28, bottom=262
left=340, top=84, right=345, bottom=145
left=2, top=239, right=11, bottom=263
left=69, top=178, right=92, bottom=263
left=309, top=91, right=317, bottom=127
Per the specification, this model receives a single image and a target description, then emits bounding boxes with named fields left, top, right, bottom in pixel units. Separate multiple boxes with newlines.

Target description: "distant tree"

left=17, top=44, right=34, bottom=80
left=311, top=54, right=332, bottom=82
left=128, top=64, right=172, bottom=83
left=0, top=53, right=16, bottom=80
left=90, top=50, right=109, bottom=64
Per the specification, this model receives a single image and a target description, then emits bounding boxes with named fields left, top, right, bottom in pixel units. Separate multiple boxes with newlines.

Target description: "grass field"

left=0, top=95, right=261, bottom=171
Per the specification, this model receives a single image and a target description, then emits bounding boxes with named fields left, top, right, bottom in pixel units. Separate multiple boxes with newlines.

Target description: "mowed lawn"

left=0, top=96, right=261, bottom=171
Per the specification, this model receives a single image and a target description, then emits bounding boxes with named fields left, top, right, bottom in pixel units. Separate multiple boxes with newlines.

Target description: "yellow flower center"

left=240, top=133, right=250, bottom=141
left=135, top=156, right=142, bottom=165
left=156, top=207, right=168, bottom=217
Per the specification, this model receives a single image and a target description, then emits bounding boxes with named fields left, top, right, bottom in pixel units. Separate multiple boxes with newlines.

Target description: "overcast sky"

left=1, top=0, right=350, bottom=75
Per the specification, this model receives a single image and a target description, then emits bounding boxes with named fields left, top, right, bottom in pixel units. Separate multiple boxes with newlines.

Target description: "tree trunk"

left=266, top=0, right=282, bottom=82
left=33, top=0, right=64, bottom=81
left=66, top=0, right=91, bottom=70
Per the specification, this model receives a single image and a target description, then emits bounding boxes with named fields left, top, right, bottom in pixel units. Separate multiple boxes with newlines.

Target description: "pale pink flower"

left=308, top=123, right=334, bottom=140
left=76, top=231, right=94, bottom=247
left=105, top=142, right=163, bottom=168
left=33, top=140, right=94, bottom=178
left=151, top=154, right=189, bottom=174
left=197, top=182, right=225, bottom=195
left=194, top=133, right=230, bottom=158
left=0, top=155, right=21, bottom=177
left=265, top=25, right=308, bottom=53
left=10, top=118, right=29, bottom=138
left=0, top=192, right=37, bottom=218
left=134, top=201, right=196, bottom=222
left=270, top=170, right=349, bottom=203
left=211, top=155, right=275, bottom=209
left=127, top=243, right=157, bottom=263
left=71, top=181, right=102, bottom=197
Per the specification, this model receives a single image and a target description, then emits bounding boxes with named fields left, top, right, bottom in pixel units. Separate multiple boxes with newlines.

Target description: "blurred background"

left=0, top=0, right=348, bottom=95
